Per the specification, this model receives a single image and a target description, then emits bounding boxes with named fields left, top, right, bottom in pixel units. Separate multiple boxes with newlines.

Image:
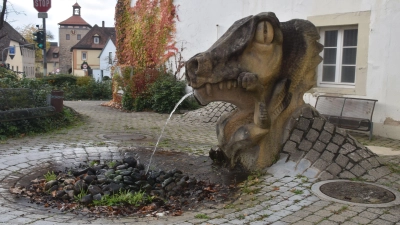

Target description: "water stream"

left=145, top=92, right=194, bottom=174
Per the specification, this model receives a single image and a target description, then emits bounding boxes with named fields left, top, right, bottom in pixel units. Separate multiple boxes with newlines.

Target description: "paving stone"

left=304, top=215, right=324, bottom=223
left=326, top=163, right=342, bottom=176
left=324, top=122, right=335, bottom=134
left=348, top=152, right=362, bottom=162
left=350, top=216, right=371, bottom=224
left=312, top=118, right=325, bottom=131
left=346, top=162, right=354, bottom=170
left=319, top=130, right=332, bottom=144
left=370, top=218, right=396, bottom=225
left=319, top=171, right=334, bottom=180
left=313, top=159, right=329, bottom=171
left=280, top=215, right=302, bottom=223
left=289, top=151, right=304, bottom=163
left=290, top=129, right=304, bottom=144
left=335, top=154, right=349, bottom=168
left=326, top=143, right=339, bottom=153
left=304, top=149, right=320, bottom=163
left=305, top=129, right=319, bottom=142
left=368, top=157, right=381, bottom=168
left=379, top=213, right=400, bottom=223
left=328, top=214, right=347, bottom=223
left=321, top=151, right=335, bottom=162
left=338, top=171, right=356, bottom=179
left=298, top=140, right=313, bottom=151
left=332, top=134, right=345, bottom=146
left=297, top=118, right=311, bottom=131
left=313, top=141, right=327, bottom=152
left=283, top=141, right=297, bottom=154
left=356, top=149, right=372, bottom=158
left=350, top=164, right=367, bottom=177
left=358, top=211, right=379, bottom=220
left=359, top=159, right=373, bottom=170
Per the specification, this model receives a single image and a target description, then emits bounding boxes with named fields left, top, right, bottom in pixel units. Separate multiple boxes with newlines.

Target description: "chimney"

left=102, top=21, right=105, bottom=27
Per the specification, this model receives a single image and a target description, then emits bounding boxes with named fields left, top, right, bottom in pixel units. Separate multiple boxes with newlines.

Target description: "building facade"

left=70, top=23, right=115, bottom=77
left=169, top=0, right=400, bottom=139
left=93, top=37, right=116, bottom=81
left=0, top=22, right=35, bottom=78
left=58, top=2, right=91, bottom=74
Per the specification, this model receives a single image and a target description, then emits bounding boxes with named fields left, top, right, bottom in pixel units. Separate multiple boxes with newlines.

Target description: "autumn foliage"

left=114, top=0, right=177, bottom=104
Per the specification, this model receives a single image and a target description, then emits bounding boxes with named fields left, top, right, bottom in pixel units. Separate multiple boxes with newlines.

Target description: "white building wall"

left=96, top=39, right=116, bottom=81
left=172, top=0, right=400, bottom=139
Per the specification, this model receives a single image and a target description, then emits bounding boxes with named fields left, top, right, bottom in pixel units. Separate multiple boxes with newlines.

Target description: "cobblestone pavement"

left=1, top=101, right=400, bottom=224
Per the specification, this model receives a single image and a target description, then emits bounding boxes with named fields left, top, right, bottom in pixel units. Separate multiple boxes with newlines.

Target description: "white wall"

left=97, top=39, right=116, bottom=81
left=172, top=0, right=400, bottom=138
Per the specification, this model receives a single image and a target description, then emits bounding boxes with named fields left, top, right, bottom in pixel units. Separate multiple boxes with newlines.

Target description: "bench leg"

left=369, top=123, right=373, bottom=141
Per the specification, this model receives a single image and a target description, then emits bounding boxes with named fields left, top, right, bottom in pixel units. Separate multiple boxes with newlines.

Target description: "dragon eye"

left=255, top=21, right=274, bottom=44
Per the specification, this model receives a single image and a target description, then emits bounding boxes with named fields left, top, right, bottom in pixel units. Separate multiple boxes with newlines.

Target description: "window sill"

left=307, top=86, right=357, bottom=95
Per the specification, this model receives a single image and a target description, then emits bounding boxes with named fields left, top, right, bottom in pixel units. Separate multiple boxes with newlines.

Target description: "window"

left=94, top=37, right=99, bottom=44
left=318, top=27, right=358, bottom=86
left=308, top=11, right=370, bottom=95
left=82, top=52, right=87, bottom=61
left=77, top=34, right=81, bottom=40
left=66, top=34, right=70, bottom=40
left=108, top=52, right=112, bottom=64
left=53, top=53, right=58, bottom=58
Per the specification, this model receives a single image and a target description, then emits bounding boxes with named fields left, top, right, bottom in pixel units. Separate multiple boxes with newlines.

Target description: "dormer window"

left=53, top=53, right=58, bottom=58
left=94, top=35, right=99, bottom=44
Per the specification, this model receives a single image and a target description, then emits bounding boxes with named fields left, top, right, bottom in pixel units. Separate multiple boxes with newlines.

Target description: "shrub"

left=42, top=74, right=77, bottom=86
left=149, top=74, right=188, bottom=113
left=76, top=76, right=93, bottom=86
left=0, top=107, right=79, bottom=140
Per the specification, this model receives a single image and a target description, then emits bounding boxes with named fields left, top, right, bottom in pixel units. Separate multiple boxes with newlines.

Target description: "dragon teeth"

left=219, top=83, right=223, bottom=90
left=227, top=81, right=232, bottom=90
left=206, top=83, right=212, bottom=96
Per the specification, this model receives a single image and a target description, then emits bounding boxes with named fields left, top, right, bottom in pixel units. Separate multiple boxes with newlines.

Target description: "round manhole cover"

left=103, top=134, right=146, bottom=141
left=312, top=180, right=400, bottom=207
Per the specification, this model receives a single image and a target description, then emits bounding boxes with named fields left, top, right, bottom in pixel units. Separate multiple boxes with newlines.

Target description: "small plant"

left=350, top=177, right=367, bottom=182
left=332, top=205, right=348, bottom=214
left=291, top=189, right=304, bottom=195
left=93, top=190, right=153, bottom=206
left=107, top=161, right=117, bottom=168
left=89, top=161, right=99, bottom=167
left=43, top=171, right=57, bottom=181
left=194, top=214, right=210, bottom=219
left=224, top=203, right=235, bottom=209
left=237, top=214, right=245, bottom=220
left=74, top=188, right=88, bottom=202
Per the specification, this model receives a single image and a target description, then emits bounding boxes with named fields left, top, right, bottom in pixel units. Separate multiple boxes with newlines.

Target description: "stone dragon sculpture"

left=185, top=12, right=323, bottom=170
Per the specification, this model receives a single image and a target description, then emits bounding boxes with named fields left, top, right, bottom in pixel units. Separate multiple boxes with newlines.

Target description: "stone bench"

left=315, top=95, right=378, bottom=140
left=0, top=88, right=56, bottom=122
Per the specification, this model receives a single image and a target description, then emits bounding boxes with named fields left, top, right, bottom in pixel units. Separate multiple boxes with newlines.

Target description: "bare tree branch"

left=0, top=0, right=7, bottom=30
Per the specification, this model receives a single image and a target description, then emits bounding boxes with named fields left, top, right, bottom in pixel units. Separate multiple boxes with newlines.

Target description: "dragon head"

left=185, top=12, right=322, bottom=170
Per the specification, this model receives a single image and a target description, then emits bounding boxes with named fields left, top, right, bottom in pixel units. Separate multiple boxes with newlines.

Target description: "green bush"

left=0, top=107, right=79, bottom=140
left=122, top=91, right=135, bottom=111
left=149, top=75, right=187, bottom=113
left=76, top=76, right=93, bottom=86
left=42, top=74, right=77, bottom=86
left=134, top=92, right=153, bottom=111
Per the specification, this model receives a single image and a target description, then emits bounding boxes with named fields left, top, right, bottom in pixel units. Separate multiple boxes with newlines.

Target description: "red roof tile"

left=59, top=15, right=91, bottom=26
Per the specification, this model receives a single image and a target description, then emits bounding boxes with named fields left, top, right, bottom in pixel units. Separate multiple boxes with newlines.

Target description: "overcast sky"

left=7, top=0, right=117, bottom=43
